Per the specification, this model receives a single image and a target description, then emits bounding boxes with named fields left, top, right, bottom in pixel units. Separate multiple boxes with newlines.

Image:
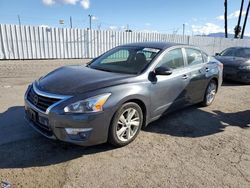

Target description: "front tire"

left=202, top=80, right=217, bottom=106
left=108, top=102, right=143, bottom=147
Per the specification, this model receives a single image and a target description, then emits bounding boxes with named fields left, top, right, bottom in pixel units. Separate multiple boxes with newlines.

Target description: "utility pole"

left=126, top=24, right=129, bottom=30
left=235, top=0, right=244, bottom=38
left=70, top=16, right=72, bottom=28
left=183, top=24, right=185, bottom=36
left=17, top=15, right=21, bottom=27
left=97, top=23, right=102, bottom=30
left=125, top=24, right=132, bottom=32
left=88, top=14, right=92, bottom=30
left=241, top=0, right=250, bottom=38
left=224, top=0, right=228, bottom=38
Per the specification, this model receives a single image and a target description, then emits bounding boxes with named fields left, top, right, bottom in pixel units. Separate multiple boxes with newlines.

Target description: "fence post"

left=2, top=24, right=250, bottom=60
left=84, top=29, right=89, bottom=59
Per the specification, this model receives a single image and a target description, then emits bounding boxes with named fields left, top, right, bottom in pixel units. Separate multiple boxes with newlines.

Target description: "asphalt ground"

left=0, top=59, right=249, bottom=187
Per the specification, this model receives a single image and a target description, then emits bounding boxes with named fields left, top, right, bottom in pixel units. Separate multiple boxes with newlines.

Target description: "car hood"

left=36, top=65, right=135, bottom=95
left=215, top=56, right=250, bottom=67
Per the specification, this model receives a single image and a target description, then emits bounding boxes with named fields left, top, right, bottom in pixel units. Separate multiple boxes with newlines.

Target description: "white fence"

left=1, top=24, right=250, bottom=60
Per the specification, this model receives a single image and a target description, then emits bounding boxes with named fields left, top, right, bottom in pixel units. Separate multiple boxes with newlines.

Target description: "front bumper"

left=223, top=69, right=250, bottom=83
left=24, top=98, right=112, bottom=146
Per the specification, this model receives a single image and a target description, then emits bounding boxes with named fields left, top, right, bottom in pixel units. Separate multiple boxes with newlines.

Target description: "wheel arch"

left=122, top=99, right=147, bottom=127
left=210, top=77, right=219, bottom=91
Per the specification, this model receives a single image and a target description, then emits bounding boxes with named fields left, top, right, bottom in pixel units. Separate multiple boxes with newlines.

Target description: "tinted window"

left=185, top=48, right=203, bottom=65
left=235, top=48, right=250, bottom=58
left=221, top=48, right=236, bottom=56
left=157, top=48, right=184, bottom=69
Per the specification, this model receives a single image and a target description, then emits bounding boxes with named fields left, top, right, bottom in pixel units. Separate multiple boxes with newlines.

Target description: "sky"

left=0, top=0, right=249, bottom=36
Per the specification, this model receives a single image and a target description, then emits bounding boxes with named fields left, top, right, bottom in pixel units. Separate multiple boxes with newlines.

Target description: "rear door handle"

left=205, top=67, right=210, bottom=72
left=182, top=74, right=189, bottom=80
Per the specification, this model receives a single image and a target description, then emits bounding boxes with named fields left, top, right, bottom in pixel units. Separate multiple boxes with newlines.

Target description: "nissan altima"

left=215, top=47, right=250, bottom=83
left=24, top=42, right=223, bottom=147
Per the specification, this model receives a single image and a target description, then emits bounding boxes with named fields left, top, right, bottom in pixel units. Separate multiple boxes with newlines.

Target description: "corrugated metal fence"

left=1, top=24, right=250, bottom=60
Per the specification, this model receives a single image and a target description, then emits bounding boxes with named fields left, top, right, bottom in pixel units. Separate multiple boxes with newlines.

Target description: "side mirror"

left=215, top=53, right=220, bottom=56
left=154, top=66, right=172, bottom=76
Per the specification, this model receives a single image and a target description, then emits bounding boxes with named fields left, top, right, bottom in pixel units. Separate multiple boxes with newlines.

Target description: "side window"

left=157, top=48, right=184, bottom=69
left=221, top=48, right=235, bottom=56
left=235, top=48, right=250, bottom=58
left=101, top=49, right=129, bottom=64
left=185, top=48, right=203, bottom=65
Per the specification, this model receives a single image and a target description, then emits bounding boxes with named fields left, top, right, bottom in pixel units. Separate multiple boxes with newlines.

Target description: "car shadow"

left=144, top=106, right=250, bottom=137
left=222, top=80, right=250, bottom=86
left=0, top=106, right=116, bottom=169
left=0, top=105, right=249, bottom=169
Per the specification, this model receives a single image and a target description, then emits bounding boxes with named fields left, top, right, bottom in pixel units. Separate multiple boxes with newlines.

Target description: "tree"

left=235, top=0, right=244, bottom=38
left=224, top=0, right=228, bottom=38
left=241, top=0, right=250, bottom=38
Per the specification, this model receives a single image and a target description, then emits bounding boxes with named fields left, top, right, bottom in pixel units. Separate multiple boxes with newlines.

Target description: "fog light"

left=79, top=132, right=88, bottom=139
left=65, top=128, right=92, bottom=135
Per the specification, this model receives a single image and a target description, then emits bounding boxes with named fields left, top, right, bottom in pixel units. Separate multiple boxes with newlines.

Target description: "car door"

left=150, top=47, right=191, bottom=119
left=183, top=48, right=208, bottom=104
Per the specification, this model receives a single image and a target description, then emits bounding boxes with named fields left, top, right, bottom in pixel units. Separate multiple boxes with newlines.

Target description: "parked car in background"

left=24, top=42, right=223, bottom=147
left=215, top=47, right=250, bottom=83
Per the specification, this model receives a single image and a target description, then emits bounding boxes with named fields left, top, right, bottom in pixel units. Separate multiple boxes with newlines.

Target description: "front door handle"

left=182, top=74, right=189, bottom=80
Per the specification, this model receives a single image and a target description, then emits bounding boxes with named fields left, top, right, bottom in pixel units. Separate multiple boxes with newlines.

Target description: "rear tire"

left=108, top=102, right=143, bottom=147
left=201, top=80, right=217, bottom=106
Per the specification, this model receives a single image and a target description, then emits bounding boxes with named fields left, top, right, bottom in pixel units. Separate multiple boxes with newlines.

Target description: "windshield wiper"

left=90, top=66, right=114, bottom=72
left=90, top=65, right=137, bottom=74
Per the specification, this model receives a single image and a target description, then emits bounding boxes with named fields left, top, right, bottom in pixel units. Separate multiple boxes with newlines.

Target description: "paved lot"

left=0, top=59, right=250, bottom=188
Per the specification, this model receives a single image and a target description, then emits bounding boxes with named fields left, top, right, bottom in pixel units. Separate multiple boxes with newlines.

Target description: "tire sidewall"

left=204, top=80, right=217, bottom=106
left=109, top=102, right=143, bottom=147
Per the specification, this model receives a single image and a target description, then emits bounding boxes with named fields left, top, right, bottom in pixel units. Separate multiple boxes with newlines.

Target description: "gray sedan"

left=24, top=42, right=223, bottom=147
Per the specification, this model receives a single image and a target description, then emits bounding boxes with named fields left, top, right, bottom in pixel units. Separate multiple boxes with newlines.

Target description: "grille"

left=27, top=86, right=61, bottom=112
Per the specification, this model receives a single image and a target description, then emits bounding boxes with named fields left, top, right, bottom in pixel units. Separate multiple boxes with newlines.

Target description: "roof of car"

left=227, top=46, right=250, bottom=50
left=120, top=42, right=184, bottom=50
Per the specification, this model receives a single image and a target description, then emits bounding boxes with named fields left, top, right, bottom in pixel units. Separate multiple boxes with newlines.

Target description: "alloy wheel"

left=116, top=107, right=141, bottom=142
left=206, top=82, right=217, bottom=104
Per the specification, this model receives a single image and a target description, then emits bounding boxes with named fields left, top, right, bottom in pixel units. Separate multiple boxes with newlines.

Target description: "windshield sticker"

left=143, top=48, right=160, bottom=53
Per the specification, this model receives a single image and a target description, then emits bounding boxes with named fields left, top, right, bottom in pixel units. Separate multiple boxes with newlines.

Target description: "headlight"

left=64, top=93, right=111, bottom=113
left=239, top=65, right=250, bottom=70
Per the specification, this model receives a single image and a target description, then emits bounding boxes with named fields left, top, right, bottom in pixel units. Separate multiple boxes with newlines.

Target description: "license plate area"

left=27, top=108, right=50, bottom=130
left=27, top=108, right=37, bottom=122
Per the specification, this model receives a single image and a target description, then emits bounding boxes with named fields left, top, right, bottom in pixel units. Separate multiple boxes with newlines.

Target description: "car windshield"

left=221, top=48, right=250, bottom=58
left=89, top=46, right=161, bottom=74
